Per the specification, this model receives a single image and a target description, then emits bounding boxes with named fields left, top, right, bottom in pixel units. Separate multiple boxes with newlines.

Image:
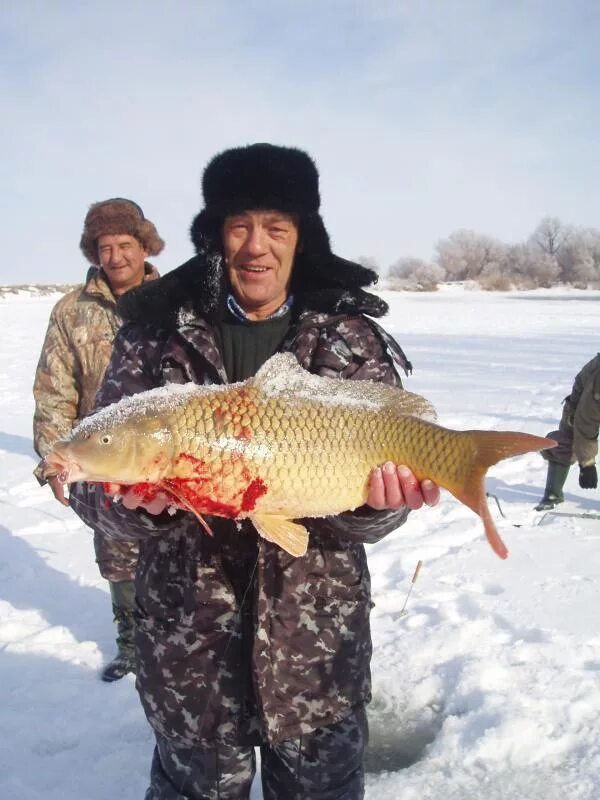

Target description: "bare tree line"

left=357, top=217, right=600, bottom=291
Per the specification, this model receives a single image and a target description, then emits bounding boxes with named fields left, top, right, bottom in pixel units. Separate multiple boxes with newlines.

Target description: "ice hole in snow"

left=364, top=696, right=444, bottom=773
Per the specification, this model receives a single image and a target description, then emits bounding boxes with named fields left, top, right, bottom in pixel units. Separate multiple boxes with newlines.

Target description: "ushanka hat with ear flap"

left=116, top=144, right=389, bottom=328
left=189, top=143, right=382, bottom=301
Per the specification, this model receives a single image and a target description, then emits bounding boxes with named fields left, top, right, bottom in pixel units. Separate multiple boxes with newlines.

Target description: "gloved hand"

left=579, top=465, right=598, bottom=489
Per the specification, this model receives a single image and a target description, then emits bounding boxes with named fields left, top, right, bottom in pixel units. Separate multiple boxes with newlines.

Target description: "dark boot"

left=101, top=580, right=136, bottom=682
left=534, top=462, right=570, bottom=511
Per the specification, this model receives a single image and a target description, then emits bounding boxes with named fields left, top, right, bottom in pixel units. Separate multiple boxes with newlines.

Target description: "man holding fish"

left=51, top=144, right=545, bottom=799
left=33, top=198, right=163, bottom=682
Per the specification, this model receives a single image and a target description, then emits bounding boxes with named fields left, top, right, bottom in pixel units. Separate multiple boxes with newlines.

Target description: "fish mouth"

left=44, top=452, right=83, bottom=483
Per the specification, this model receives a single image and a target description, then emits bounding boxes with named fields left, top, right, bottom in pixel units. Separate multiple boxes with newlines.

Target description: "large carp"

left=46, top=353, right=554, bottom=560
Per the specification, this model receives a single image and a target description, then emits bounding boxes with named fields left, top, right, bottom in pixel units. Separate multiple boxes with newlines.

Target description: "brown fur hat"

left=80, top=198, right=165, bottom=265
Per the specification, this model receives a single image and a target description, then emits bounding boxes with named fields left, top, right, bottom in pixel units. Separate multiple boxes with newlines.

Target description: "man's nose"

left=245, top=226, right=267, bottom=255
left=107, top=247, right=124, bottom=265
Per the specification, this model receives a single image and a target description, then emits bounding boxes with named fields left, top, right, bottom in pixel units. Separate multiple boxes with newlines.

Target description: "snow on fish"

left=45, top=353, right=556, bottom=559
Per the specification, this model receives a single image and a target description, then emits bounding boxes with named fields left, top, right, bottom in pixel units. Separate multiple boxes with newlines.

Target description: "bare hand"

left=48, top=474, right=70, bottom=506
left=104, top=483, right=175, bottom=515
left=367, top=463, right=440, bottom=510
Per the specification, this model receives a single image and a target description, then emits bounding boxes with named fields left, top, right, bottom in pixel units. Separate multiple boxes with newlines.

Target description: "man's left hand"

left=367, top=463, right=440, bottom=510
left=579, top=464, right=598, bottom=489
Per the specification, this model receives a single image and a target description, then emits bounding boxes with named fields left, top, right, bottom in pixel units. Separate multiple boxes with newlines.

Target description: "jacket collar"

left=117, top=254, right=388, bottom=329
left=83, top=263, right=159, bottom=305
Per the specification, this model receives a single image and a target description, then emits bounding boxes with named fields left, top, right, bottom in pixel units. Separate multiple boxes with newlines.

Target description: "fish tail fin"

left=445, top=432, right=556, bottom=560
left=469, top=431, right=556, bottom=471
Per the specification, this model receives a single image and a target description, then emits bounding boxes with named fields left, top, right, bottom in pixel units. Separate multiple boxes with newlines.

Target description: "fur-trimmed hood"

left=118, top=253, right=388, bottom=329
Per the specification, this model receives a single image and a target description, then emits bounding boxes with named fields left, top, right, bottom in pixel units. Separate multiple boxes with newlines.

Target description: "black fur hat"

left=203, top=143, right=320, bottom=218
left=188, top=143, right=381, bottom=307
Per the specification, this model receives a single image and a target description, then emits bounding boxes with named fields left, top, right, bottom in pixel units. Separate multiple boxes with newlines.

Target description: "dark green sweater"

left=218, top=310, right=291, bottom=383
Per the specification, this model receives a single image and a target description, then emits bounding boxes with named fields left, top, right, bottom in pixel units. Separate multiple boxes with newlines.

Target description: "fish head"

left=45, top=414, right=172, bottom=485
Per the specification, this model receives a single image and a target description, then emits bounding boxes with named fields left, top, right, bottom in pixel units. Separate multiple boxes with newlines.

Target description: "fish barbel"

left=46, top=353, right=555, bottom=559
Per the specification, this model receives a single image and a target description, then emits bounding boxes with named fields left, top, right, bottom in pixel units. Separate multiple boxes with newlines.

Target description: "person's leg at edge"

left=144, top=733, right=256, bottom=800
left=534, top=427, right=574, bottom=511
left=261, top=705, right=368, bottom=800
left=101, top=579, right=136, bottom=681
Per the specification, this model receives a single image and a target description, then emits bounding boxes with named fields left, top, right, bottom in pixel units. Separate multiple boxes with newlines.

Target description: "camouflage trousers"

left=144, top=705, right=368, bottom=799
left=93, top=528, right=139, bottom=582
left=542, top=400, right=576, bottom=467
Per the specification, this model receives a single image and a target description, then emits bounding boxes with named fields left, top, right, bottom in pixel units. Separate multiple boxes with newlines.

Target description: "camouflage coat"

left=33, top=265, right=158, bottom=581
left=69, top=257, right=413, bottom=746
left=562, top=353, right=600, bottom=467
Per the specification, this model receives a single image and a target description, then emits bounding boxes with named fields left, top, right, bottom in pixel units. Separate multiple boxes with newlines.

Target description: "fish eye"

left=99, top=434, right=112, bottom=445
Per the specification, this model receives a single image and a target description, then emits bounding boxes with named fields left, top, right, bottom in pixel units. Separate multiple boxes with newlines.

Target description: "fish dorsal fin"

left=250, top=353, right=436, bottom=419
left=250, top=514, right=309, bottom=557
left=253, top=352, right=306, bottom=382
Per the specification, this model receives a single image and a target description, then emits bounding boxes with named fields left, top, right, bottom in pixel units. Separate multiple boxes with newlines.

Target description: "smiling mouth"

left=240, top=265, right=269, bottom=273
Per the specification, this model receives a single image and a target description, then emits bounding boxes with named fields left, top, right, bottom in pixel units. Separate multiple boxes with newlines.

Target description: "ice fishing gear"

left=537, top=510, right=600, bottom=524
left=399, top=560, right=423, bottom=616
left=487, top=491, right=599, bottom=527
left=486, top=492, right=524, bottom=528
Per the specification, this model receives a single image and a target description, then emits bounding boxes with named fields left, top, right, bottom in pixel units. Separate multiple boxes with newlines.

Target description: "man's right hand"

left=104, top=483, right=176, bottom=515
left=48, top=474, right=70, bottom=506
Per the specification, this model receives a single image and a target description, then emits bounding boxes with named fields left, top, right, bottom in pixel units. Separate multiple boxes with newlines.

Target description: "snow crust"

left=1, top=287, right=599, bottom=799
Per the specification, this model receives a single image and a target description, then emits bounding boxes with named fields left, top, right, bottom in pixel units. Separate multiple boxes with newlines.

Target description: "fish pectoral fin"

left=250, top=515, right=309, bottom=557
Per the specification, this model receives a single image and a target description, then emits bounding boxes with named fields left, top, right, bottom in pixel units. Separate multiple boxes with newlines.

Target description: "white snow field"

left=1, top=286, right=599, bottom=799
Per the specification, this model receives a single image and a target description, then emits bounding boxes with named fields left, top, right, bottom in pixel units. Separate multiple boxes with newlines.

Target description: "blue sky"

left=2, top=0, right=599, bottom=283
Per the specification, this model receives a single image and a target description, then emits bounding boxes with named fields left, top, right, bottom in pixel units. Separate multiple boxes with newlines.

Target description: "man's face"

left=222, top=210, right=299, bottom=320
left=97, top=234, right=148, bottom=296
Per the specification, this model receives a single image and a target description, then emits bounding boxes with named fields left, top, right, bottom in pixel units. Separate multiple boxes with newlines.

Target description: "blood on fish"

left=100, top=455, right=267, bottom=520
left=174, top=453, right=211, bottom=478
left=162, top=477, right=241, bottom=517
left=241, top=478, right=268, bottom=511
left=132, top=482, right=163, bottom=502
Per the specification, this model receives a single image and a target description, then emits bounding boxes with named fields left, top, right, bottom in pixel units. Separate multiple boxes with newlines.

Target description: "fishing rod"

left=399, top=560, right=423, bottom=616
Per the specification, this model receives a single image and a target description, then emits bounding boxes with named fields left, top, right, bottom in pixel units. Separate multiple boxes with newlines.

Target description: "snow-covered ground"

left=1, top=287, right=599, bottom=799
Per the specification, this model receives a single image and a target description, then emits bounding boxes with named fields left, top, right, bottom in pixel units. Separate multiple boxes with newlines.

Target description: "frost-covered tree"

left=557, top=227, right=600, bottom=285
left=388, top=257, right=446, bottom=291
left=529, top=216, right=571, bottom=258
left=499, top=244, right=560, bottom=289
left=435, top=230, right=506, bottom=281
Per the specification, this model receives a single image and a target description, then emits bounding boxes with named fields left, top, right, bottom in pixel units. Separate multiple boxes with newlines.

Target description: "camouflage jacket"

left=33, top=264, right=159, bottom=477
left=33, top=265, right=158, bottom=582
left=566, top=353, right=600, bottom=467
left=69, top=258, right=413, bottom=746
